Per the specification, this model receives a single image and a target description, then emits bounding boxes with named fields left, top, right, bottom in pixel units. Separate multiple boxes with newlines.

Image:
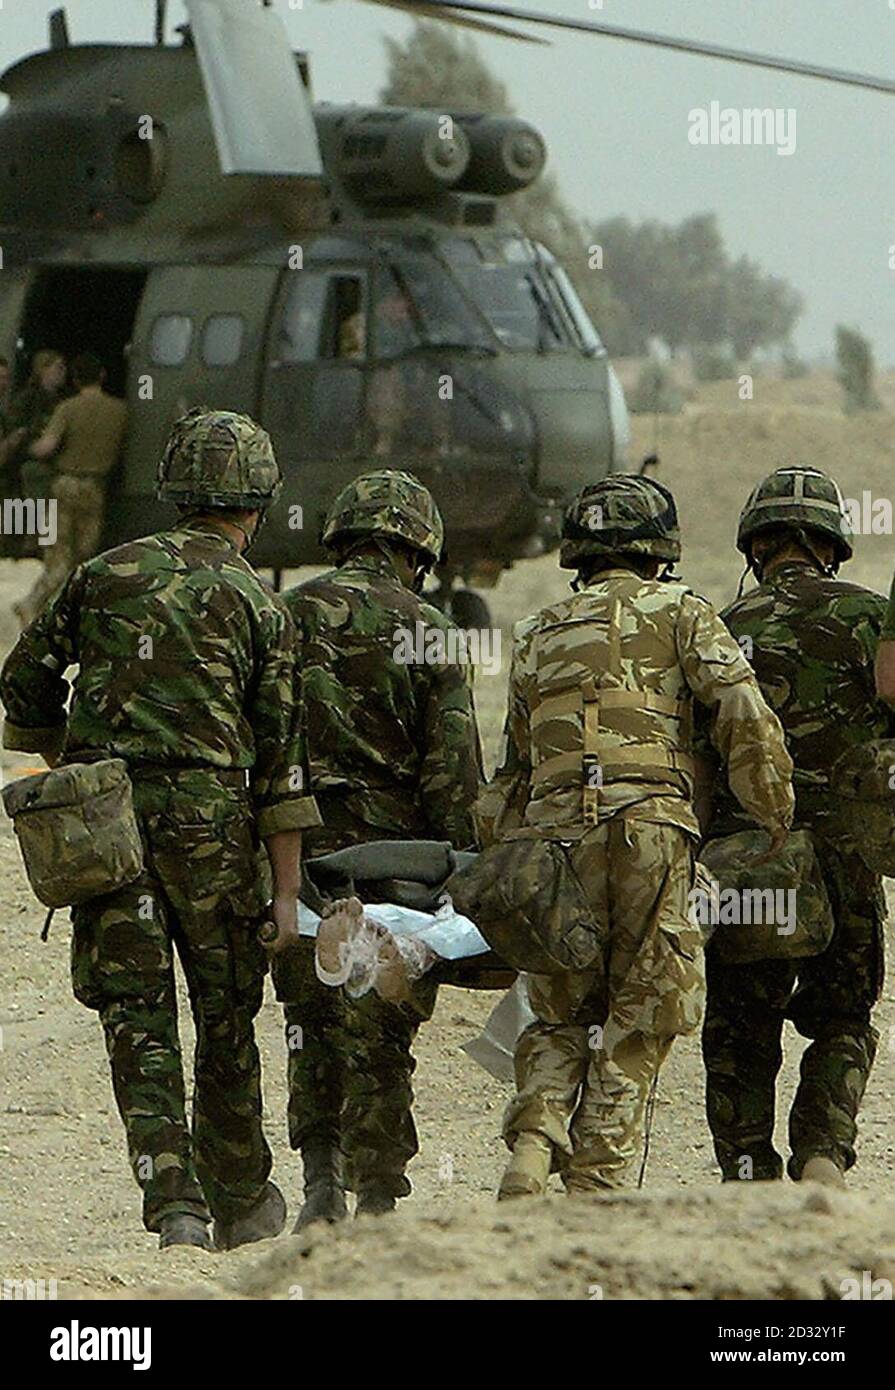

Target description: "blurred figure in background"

left=16, top=352, right=127, bottom=626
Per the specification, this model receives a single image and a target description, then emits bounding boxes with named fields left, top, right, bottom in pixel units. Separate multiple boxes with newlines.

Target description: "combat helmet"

left=559, top=474, right=681, bottom=570
left=321, top=469, right=444, bottom=565
left=736, top=466, right=853, bottom=565
left=156, top=408, right=282, bottom=510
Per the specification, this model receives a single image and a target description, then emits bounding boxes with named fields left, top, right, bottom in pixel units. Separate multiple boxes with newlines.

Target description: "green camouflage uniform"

left=491, top=478, right=793, bottom=1192
left=276, top=550, right=482, bottom=1198
left=700, top=561, right=893, bottom=1181
left=0, top=521, right=320, bottom=1232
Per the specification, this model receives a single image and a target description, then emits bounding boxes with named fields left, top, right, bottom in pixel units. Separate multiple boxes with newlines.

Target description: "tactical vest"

left=527, top=575, right=695, bottom=826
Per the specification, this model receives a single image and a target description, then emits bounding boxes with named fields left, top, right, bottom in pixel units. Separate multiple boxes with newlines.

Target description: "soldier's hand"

left=753, top=825, right=789, bottom=865
left=262, top=895, right=300, bottom=955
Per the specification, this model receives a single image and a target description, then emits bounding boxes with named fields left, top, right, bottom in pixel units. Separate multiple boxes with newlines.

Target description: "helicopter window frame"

left=274, top=269, right=370, bottom=365
left=200, top=313, right=245, bottom=368
left=537, top=248, right=606, bottom=358
left=148, top=313, right=193, bottom=367
left=369, top=264, right=425, bottom=360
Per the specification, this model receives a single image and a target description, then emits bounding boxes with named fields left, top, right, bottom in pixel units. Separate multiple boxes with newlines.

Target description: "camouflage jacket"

left=479, top=569, right=794, bottom=842
left=699, top=560, right=895, bottom=838
left=283, top=553, right=482, bottom=850
left=0, top=521, right=320, bottom=839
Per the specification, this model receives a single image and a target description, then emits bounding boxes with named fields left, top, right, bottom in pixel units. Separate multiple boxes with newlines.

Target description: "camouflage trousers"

left=70, top=771, right=271, bottom=1232
left=278, top=941, right=436, bottom=1198
left=20, top=475, right=105, bottom=625
left=503, top=818, right=703, bottom=1190
left=702, top=843, right=884, bottom=1182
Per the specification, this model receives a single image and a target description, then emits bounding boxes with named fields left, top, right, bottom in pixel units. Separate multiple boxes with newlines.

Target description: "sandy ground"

left=3, top=375, right=895, bottom=1300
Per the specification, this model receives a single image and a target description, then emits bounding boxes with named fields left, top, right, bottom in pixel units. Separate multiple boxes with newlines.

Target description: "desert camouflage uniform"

left=700, top=562, right=893, bottom=1180
left=0, top=521, right=320, bottom=1232
left=277, top=550, right=482, bottom=1199
left=491, top=558, right=794, bottom=1191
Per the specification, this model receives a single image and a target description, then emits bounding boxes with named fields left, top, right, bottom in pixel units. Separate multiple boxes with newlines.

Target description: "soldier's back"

left=514, top=571, right=708, bottom=836
left=721, top=564, right=887, bottom=799
left=59, top=522, right=285, bottom=770
left=284, top=554, right=465, bottom=844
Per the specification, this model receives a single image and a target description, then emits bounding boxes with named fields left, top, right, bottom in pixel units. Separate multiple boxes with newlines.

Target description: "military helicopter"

left=0, top=1, right=890, bottom=623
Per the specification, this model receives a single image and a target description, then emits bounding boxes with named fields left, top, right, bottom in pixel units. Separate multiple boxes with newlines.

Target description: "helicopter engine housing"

left=315, top=106, right=547, bottom=206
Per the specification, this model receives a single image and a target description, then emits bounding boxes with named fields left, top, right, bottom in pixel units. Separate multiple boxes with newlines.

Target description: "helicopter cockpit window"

left=441, top=240, right=569, bottom=352
left=200, top=314, right=244, bottom=367
left=374, top=256, right=493, bottom=355
left=149, top=314, right=192, bottom=366
left=370, top=270, right=421, bottom=359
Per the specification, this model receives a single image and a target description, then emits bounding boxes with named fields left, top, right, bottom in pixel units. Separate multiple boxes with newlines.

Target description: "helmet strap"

left=793, top=526, right=839, bottom=577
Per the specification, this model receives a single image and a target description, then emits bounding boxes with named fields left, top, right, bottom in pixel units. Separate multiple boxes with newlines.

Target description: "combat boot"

left=213, top=1181, right=287, bottom=1252
left=800, top=1155, right=846, bottom=1190
left=158, top=1213, right=213, bottom=1251
left=292, top=1143, right=348, bottom=1232
left=355, top=1185, right=397, bottom=1217
left=498, top=1133, right=553, bottom=1200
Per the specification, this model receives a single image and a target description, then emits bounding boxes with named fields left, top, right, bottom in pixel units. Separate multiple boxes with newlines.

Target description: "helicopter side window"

left=149, top=314, right=193, bottom=366
left=201, top=314, right=244, bottom=367
left=277, top=272, right=367, bottom=364
left=277, top=272, right=328, bottom=364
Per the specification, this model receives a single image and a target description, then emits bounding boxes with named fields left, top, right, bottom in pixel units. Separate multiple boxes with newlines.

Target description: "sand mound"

left=77, top=1182, right=895, bottom=1302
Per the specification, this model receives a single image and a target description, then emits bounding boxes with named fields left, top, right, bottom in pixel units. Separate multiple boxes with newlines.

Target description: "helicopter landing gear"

left=445, top=587, right=492, bottom=631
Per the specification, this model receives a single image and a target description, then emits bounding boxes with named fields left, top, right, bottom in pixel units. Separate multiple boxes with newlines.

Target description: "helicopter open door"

left=0, top=269, right=34, bottom=371
left=16, top=266, right=148, bottom=397
left=100, top=263, right=280, bottom=549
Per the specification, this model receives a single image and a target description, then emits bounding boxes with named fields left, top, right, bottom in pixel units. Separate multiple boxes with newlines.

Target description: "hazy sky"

left=2, top=0, right=893, bottom=362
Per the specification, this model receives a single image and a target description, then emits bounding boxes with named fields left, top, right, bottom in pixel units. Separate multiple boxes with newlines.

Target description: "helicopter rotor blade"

left=185, top=0, right=323, bottom=176
left=366, top=0, right=895, bottom=96
left=359, top=0, right=545, bottom=44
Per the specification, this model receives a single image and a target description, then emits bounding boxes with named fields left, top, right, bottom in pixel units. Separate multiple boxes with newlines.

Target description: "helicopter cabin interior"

left=17, top=267, right=148, bottom=398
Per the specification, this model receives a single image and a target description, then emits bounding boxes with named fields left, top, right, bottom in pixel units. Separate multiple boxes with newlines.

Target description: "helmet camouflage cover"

left=321, top=469, right=444, bottom=564
left=559, top=474, right=681, bottom=569
left=156, top=408, right=282, bottom=510
left=736, top=466, right=853, bottom=562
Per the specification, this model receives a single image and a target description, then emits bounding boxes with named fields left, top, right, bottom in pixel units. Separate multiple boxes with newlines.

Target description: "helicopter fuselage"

left=0, top=40, right=629, bottom=581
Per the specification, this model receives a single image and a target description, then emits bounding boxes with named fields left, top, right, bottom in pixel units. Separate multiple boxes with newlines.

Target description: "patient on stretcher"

left=315, top=896, right=440, bottom=1005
